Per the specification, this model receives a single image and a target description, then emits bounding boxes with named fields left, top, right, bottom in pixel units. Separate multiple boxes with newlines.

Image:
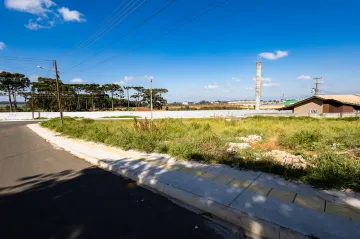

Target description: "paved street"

left=0, top=122, right=236, bottom=239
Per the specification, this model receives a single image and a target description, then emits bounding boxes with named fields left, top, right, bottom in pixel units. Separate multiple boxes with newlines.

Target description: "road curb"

left=27, top=123, right=310, bottom=239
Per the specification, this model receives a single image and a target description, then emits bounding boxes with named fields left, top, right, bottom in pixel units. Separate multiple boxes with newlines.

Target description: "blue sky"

left=1, top=0, right=360, bottom=102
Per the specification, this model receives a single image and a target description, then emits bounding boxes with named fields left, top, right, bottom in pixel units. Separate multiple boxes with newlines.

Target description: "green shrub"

left=278, top=129, right=323, bottom=150
left=335, top=117, right=360, bottom=122
left=333, top=128, right=360, bottom=149
left=82, top=118, right=95, bottom=124
left=304, top=153, right=360, bottom=190
left=190, top=122, right=201, bottom=130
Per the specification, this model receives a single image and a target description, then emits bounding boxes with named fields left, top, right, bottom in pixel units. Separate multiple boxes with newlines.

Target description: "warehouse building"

left=282, top=95, right=360, bottom=114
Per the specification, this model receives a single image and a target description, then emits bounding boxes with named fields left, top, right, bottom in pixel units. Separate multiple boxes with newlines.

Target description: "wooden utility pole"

left=53, top=60, right=64, bottom=126
left=150, top=79, right=153, bottom=120
left=31, top=86, right=35, bottom=119
left=313, top=77, right=322, bottom=96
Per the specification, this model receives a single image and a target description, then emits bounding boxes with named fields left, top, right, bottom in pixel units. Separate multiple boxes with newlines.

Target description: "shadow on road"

left=0, top=166, right=233, bottom=239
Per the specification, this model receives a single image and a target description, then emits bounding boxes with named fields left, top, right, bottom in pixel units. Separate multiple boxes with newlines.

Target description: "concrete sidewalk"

left=27, top=124, right=360, bottom=239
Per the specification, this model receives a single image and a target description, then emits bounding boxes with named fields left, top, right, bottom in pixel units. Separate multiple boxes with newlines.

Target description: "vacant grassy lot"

left=41, top=116, right=360, bottom=191
left=102, top=116, right=141, bottom=119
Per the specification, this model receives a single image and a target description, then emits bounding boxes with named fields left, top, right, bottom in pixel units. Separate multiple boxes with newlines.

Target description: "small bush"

left=335, top=117, right=360, bottom=122
left=304, top=153, right=360, bottom=190
left=82, top=118, right=95, bottom=124
left=63, top=116, right=76, bottom=121
left=333, top=128, right=360, bottom=149
left=190, top=122, right=201, bottom=130
left=278, top=129, right=323, bottom=150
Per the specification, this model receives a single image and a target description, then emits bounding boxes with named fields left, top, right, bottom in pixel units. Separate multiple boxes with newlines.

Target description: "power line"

left=0, top=55, right=52, bottom=62
left=67, top=0, right=229, bottom=74
left=69, top=0, right=129, bottom=53
left=319, top=90, right=338, bottom=95
left=84, top=0, right=146, bottom=51
left=319, top=90, right=360, bottom=98
left=321, top=82, right=360, bottom=98
left=0, top=66, right=30, bottom=73
left=62, top=0, right=178, bottom=74
left=70, top=0, right=146, bottom=54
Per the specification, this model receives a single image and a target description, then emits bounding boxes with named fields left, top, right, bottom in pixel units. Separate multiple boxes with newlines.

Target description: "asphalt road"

left=0, top=121, right=240, bottom=239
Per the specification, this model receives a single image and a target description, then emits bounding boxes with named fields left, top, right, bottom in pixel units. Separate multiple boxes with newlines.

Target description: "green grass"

left=40, top=116, right=360, bottom=191
left=102, top=116, right=141, bottom=119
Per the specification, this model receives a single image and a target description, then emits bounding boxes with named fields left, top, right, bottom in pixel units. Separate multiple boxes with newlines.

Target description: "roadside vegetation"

left=102, top=116, right=141, bottom=119
left=167, top=105, right=253, bottom=111
left=1, top=71, right=169, bottom=112
left=41, top=116, right=360, bottom=191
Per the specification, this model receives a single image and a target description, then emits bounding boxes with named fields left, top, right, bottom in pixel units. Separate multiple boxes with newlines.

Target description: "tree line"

left=0, top=71, right=168, bottom=112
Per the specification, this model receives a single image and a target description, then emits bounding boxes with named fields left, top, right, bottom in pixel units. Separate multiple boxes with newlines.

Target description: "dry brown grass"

left=252, top=135, right=279, bottom=150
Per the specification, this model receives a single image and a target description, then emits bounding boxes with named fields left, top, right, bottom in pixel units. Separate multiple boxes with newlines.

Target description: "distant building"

left=182, top=101, right=195, bottom=106
left=228, top=100, right=256, bottom=106
left=282, top=95, right=360, bottom=113
left=283, top=99, right=300, bottom=106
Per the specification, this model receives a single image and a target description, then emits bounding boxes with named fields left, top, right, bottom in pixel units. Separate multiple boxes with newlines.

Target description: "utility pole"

left=126, top=87, right=130, bottom=110
left=31, top=86, right=35, bottom=120
left=150, top=79, right=153, bottom=120
left=313, top=77, right=322, bottom=96
left=255, top=61, right=262, bottom=110
left=53, top=60, right=64, bottom=126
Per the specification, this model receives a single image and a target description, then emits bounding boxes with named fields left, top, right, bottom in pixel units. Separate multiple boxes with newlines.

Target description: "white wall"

left=0, top=110, right=293, bottom=120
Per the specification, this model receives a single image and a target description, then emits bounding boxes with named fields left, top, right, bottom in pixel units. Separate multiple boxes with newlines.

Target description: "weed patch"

left=102, top=116, right=141, bottom=119
left=40, top=116, right=360, bottom=191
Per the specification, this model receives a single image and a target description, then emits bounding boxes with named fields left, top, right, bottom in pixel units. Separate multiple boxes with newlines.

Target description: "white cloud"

left=0, top=42, right=5, bottom=50
left=29, top=75, right=39, bottom=81
left=259, top=50, right=288, bottom=60
left=113, top=81, right=126, bottom=85
left=297, top=75, right=311, bottom=80
left=222, top=89, right=231, bottom=93
left=5, top=0, right=55, bottom=15
left=5, top=0, right=85, bottom=30
left=58, top=7, right=85, bottom=22
left=204, top=84, right=218, bottom=89
left=124, top=75, right=154, bottom=81
left=252, top=77, right=272, bottom=82
left=25, top=19, right=52, bottom=30
left=232, top=77, right=241, bottom=82
left=226, top=80, right=231, bottom=87
left=263, top=82, right=280, bottom=87
left=263, top=77, right=272, bottom=82
left=70, top=78, right=84, bottom=83
left=124, top=76, right=136, bottom=81
left=143, top=75, right=154, bottom=80
left=244, top=86, right=254, bottom=91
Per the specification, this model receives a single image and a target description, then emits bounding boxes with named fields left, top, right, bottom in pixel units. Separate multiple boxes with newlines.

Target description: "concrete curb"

left=27, top=123, right=311, bottom=239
